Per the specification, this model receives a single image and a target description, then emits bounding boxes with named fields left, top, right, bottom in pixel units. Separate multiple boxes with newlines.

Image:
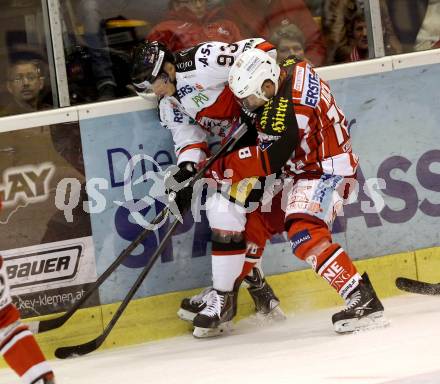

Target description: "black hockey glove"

left=164, top=162, right=197, bottom=213
left=238, top=107, right=255, bottom=127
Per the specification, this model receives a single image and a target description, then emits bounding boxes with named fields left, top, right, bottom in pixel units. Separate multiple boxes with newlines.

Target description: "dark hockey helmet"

left=131, top=40, right=175, bottom=94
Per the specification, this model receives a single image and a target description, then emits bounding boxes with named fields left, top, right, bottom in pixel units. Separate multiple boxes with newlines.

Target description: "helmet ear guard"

left=228, top=48, right=280, bottom=102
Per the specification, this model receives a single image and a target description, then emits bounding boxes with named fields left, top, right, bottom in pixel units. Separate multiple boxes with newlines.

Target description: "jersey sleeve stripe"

left=179, top=142, right=209, bottom=155
left=255, top=41, right=276, bottom=52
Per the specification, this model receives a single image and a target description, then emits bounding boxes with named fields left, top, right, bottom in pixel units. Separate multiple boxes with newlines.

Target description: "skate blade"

left=192, top=321, right=233, bottom=338
left=334, top=311, right=390, bottom=334
left=177, top=308, right=197, bottom=322
left=253, top=306, right=287, bottom=325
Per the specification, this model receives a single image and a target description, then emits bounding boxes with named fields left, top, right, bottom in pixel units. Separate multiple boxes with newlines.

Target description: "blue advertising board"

left=79, top=64, right=440, bottom=303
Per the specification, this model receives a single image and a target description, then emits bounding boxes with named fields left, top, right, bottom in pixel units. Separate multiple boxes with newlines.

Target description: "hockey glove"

left=207, top=104, right=299, bottom=183
left=164, top=162, right=197, bottom=213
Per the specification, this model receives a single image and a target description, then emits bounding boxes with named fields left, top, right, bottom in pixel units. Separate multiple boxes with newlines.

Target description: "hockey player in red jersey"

left=210, top=48, right=387, bottom=333
left=0, top=200, right=55, bottom=383
left=131, top=39, right=289, bottom=336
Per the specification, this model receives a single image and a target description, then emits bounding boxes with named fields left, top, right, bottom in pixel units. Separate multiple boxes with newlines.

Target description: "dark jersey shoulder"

left=279, top=55, right=304, bottom=70
left=174, top=44, right=202, bottom=73
left=256, top=57, right=300, bottom=137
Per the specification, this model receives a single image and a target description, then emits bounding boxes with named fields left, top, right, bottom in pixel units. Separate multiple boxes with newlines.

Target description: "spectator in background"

left=147, top=0, right=242, bottom=52
left=304, top=0, right=322, bottom=16
left=269, top=23, right=307, bottom=62
left=385, top=0, right=428, bottom=53
left=378, top=0, right=403, bottom=55
left=65, top=0, right=159, bottom=103
left=339, top=12, right=368, bottom=62
left=1, top=59, right=50, bottom=116
left=322, top=0, right=357, bottom=64
left=224, top=0, right=326, bottom=66
left=322, top=0, right=401, bottom=64
left=414, top=0, right=440, bottom=51
left=75, top=0, right=118, bottom=101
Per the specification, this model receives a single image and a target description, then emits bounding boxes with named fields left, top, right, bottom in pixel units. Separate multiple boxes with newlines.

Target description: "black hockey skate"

left=245, top=268, right=286, bottom=321
left=177, top=287, right=213, bottom=322
left=32, top=372, right=55, bottom=384
left=192, top=289, right=237, bottom=338
left=332, top=272, right=388, bottom=333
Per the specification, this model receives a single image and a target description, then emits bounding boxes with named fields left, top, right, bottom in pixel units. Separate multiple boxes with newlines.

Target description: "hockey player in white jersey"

left=131, top=39, right=288, bottom=337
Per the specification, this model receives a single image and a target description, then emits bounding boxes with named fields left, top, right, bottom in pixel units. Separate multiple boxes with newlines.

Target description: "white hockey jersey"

left=158, top=38, right=276, bottom=165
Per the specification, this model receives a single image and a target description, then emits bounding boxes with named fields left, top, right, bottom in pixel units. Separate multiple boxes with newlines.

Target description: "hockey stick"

left=55, top=215, right=179, bottom=358
left=29, top=207, right=171, bottom=334
left=54, top=123, right=248, bottom=358
left=395, top=277, right=440, bottom=295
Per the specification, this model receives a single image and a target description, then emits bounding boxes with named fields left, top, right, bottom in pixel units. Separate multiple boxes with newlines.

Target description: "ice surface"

left=1, top=294, right=439, bottom=384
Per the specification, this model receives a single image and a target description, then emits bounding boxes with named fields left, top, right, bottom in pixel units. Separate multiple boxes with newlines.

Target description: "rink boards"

left=24, top=245, right=440, bottom=360
left=0, top=50, right=439, bottom=360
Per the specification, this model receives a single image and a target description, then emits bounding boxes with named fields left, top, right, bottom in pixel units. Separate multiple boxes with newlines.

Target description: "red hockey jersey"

left=256, top=57, right=358, bottom=178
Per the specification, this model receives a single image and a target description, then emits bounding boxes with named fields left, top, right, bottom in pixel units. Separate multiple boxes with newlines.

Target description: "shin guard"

left=211, top=231, right=246, bottom=292
left=288, top=219, right=360, bottom=299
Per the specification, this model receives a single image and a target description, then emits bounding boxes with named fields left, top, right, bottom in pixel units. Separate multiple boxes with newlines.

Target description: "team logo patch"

left=293, top=66, right=305, bottom=92
left=289, top=230, right=312, bottom=253
left=303, top=69, right=320, bottom=107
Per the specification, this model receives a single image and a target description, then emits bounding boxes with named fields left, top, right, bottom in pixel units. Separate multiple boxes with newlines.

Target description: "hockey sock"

left=212, top=253, right=246, bottom=292
left=237, top=261, right=255, bottom=283
left=0, top=305, right=52, bottom=384
left=315, top=244, right=361, bottom=299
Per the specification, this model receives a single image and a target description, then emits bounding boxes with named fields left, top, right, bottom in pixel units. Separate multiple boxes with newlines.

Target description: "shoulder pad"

left=174, top=45, right=200, bottom=72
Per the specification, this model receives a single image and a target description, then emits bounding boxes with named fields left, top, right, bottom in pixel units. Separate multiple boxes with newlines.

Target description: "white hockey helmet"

left=228, top=48, right=280, bottom=105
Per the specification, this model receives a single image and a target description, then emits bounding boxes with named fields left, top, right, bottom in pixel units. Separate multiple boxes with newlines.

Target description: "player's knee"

left=287, top=217, right=332, bottom=269
left=305, top=239, right=332, bottom=260
left=211, top=229, right=246, bottom=255
left=212, top=229, right=244, bottom=244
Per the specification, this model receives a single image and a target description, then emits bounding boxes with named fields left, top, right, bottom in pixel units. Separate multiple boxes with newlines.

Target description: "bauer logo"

left=4, top=245, right=82, bottom=289
left=293, top=65, right=305, bottom=92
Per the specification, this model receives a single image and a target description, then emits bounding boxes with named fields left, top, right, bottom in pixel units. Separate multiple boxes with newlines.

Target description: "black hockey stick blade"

left=55, top=218, right=181, bottom=358
left=29, top=207, right=170, bottom=334
left=55, top=336, right=104, bottom=359
left=396, top=277, right=440, bottom=295
left=54, top=124, right=248, bottom=358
